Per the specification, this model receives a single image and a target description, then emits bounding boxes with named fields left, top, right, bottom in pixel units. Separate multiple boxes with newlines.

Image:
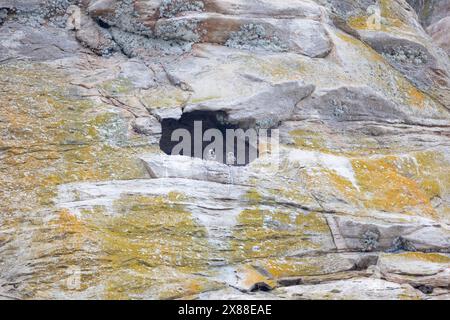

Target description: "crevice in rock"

left=250, top=282, right=273, bottom=292
left=413, top=284, right=434, bottom=294
left=159, top=111, right=275, bottom=166
left=96, top=18, right=111, bottom=29
left=0, top=8, right=12, bottom=25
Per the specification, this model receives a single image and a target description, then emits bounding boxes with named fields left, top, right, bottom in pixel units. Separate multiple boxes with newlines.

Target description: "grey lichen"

left=322, top=0, right=378, bottom=20
left=156, top=19, right=201, bottom=42
left=255, top=118, right=280, bottom=130
left=159, top=0, right=205, bottom=18
left=388, top=237, right=417, bottom=253
left=101, top=0, right=153, bottom=37
left=7, top=0, right=79, bottom=28
left=225, top=24, right=288, bottom=52
left=110, top=27, right=192, bottom=58
left=383, top=46, right=428, bottom=66
left=331, top=99, right=349, bottom=118
left=360, top=230, right=380, bottom=252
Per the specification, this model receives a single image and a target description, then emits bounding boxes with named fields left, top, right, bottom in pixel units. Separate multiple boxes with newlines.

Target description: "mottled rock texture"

left=0, top=0, right=449, bottom=300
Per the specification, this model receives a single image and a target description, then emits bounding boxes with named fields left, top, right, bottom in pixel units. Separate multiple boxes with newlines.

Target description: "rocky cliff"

left=0, top=0, right=449, bottom=300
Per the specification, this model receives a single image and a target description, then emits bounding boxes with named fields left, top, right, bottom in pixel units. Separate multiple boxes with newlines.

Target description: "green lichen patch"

left=229, top=208, right=331, bottom=263
left=80, top=194, right=219, bottom=299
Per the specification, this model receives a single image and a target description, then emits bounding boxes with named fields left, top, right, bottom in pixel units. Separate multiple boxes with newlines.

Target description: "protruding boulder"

left=183, top=81, right=315, bottom=126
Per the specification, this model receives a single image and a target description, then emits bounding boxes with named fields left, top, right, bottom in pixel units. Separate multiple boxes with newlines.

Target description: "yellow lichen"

left=140, top=87, right=190, bottom=109
left=230, top=208, right=329, bottom=262
left=289, top=129, right=327, bottom=151
left=257, top=257, right=321, bottom=279
left=352, top=157, right=436, bottom=218
left=391, top=252, right=450, bottom=264
left=79, top=194, right=215, bottom=299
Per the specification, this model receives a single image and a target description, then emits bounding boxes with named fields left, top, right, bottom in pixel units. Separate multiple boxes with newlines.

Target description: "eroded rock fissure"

left=159, top=111, right=277, bottom=166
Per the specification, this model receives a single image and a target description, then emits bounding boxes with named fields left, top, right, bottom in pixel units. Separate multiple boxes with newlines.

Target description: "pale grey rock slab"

left=203, top=0, right=323, bottom=19
left=151, top=107, right=184, bottom=120
left=183, top=81, right=315, bottom=126
left=334, top=215, right=450, bottom=253
left=427, top=17, right=450, bottom=56
left=0, top=22, right=83, bottom=61
left=275, top=277, right=423, bottom=300
left=140, top=154, right=252, bottom=185
left=198, top=287, right=279, bottom=300
left=295, top=85, right=409, bottom=123
left=294, top=85, right=450, bottom=126
left=154, top=13, right=332, bottom=57
left=55, top=177, right=245, bottom=251
left=403, top=227, right=450, bottom=252
left=119, top=59, right=157, bottom=89
left=131, top=116, right=162, bottom=138
left=378, top=252, right=450, bottom=288
left=425, top=288, right=450, bottom=300
left=57, top=178, right=250, bottom=213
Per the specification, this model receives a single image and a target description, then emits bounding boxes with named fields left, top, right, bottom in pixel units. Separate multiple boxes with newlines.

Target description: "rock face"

left=0, top=0, right=449, bottom=300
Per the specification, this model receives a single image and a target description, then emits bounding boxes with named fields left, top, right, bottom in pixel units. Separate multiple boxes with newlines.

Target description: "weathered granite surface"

left=0, top=0, right=449, bottom=300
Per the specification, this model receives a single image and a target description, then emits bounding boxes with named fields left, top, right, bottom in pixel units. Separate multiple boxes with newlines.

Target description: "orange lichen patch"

left=391, top=152, right=449, bottom=209
left=395, top=76, right=429, bottom=109
left=348, top=13, right=404, bottom=31
left=323, top=169, right=360, bottom=205
left=295, top=211, right=331, bottom=234
left=157, top=277, right=223, bottom=300
left=397, top=151, right=449, bottom=223
left=352, top=157, right=436, bottom=218
left=406, top=86, right=426, bottom=108
left=55, top=209, right=87, bottom=235
left=288, top=125, right=398, bottom=157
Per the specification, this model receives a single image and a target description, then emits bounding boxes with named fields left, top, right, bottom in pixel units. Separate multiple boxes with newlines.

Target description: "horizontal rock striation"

left=0, top=0, right=449, bottom=300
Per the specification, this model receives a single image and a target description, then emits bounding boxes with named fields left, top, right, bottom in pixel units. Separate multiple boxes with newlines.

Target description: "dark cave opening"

left=159, top=111, right=262, bottom=166
left=96, top=18, right=111, bottom=29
